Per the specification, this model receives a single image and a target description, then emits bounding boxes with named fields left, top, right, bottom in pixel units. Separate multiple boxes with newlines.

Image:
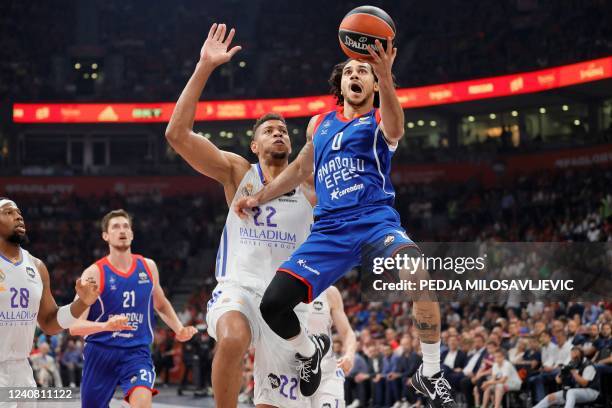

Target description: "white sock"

left=420, top=340, right=441, bottom=377
left=289, top=328, right=316, bottom=357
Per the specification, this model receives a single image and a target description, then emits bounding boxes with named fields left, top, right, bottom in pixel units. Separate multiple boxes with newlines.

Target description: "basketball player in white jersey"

left=308, top=286, right=356, bottom=408
left=0, top=198, right=99, bottom=397
left=165, top=24, right=315, bottom=407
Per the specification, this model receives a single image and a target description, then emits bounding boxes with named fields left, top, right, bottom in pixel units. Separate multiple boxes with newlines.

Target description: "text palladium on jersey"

left=373, top=279, right=575, bottom=292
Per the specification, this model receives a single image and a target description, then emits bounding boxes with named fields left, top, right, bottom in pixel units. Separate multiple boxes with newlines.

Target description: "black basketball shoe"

left=295, top=334, right=331, bottom=397
left=411, top=365, right=457, bottom=408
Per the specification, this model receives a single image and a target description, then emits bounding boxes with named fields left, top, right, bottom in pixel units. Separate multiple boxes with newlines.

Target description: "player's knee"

left=260, top=271, right=307, bottom=322
left=215, top=311, right=251, bottom=355
left=216, top=334, right=250, bottom=359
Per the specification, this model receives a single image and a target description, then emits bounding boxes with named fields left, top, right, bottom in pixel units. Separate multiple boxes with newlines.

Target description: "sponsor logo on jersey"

left=313, top=301, right=324, bottom=311
left=130, top=376, right=137, bottom=384
left=267, top=373, right=280, bottom=389
left=242, top=182, right=254, bottom=197
left=317, top=156, right=365, bottom=189
left=26, top=267, right=36, bottom=279
left=109, top=275, right=117, bottom=291
left=353, top=117, right=371, bottom=126
left=138, top=270, right=150, bottom=284
left=330, top=183, right=365, bottom=200
left=384, top=235, right=395, bottom=247
left=296, top=259, right=320, bottom=276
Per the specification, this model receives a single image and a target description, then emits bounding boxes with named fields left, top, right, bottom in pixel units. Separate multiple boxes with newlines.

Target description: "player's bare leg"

left=212, top=311, right=252, bottom=408
left=400, top=254, right=456, bottom=407
left=128, top=388, right=152, bottom=408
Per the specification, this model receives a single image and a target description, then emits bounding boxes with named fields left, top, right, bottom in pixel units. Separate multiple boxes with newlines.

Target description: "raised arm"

left=234, top=114, right=318, bottom=217
left=328, top=286, right=357, bottom=375
left=35, top=258, right=99, bottom=335
left=366, top=38, right=404, bottom=144
left=165, top=23, right=249, bottom=199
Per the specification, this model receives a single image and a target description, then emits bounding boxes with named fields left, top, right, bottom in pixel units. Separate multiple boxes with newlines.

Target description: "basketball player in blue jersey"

left=0, top=197, right=100, bottom=394
left=166, top=24, right=317, bottom=408
left=235, top=39, right=456, bottom=406
left=69, top=209, right=197, bottom=408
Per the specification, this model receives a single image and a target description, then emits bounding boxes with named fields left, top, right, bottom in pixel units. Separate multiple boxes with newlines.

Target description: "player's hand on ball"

left=175, top=326, right=198, bottom=342
left=337, top=354, right=354, bottom=375
left=233, top=196, right=260, bottom=219
left=364, top=37, right=396, bottom=79
left=200, top=23, right=242, bottom=67
left=104, top=315, right=134, bottom=332
left=75, top=277, right=99, bottom=306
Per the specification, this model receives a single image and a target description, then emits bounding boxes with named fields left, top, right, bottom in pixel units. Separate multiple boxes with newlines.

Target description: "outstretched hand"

left=200, top=23, right=242, bottom=67
left=363, top=37, right=396, bottom=79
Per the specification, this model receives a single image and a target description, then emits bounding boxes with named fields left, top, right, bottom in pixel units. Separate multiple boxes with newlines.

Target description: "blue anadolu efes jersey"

left=312, top=108, right=397, bottom=219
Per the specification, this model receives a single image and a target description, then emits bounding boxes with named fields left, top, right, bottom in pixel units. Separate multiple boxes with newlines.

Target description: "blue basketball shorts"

left=80, top=342, right=158, bottom=408
left=278, top=205, right=416, bottom=301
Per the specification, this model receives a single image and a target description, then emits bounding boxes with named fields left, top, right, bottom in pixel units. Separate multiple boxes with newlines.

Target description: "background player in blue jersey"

left=235, top=40, right=456, bottom=407
left=70, top=209, right=197, bottom=408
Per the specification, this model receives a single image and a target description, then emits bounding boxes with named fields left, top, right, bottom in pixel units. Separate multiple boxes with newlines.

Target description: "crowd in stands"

left=1, top=0, right=611, bottom=101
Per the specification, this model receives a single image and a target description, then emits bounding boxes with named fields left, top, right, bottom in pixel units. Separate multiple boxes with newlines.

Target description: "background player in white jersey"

left=0, top=198, right=99, bottom=396
left=69, top=209, right=197, bottom=408
left=308, top=286, right=356, bottom=408
left=165, top=23, right=316, bottom=407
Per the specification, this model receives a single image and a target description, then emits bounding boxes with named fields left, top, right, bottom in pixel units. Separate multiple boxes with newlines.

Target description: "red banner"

left=12, top=57, right=611, bottom=123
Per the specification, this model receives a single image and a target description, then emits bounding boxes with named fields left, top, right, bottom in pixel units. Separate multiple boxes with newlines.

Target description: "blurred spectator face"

left=474, top=334, right=486, bottom=350
left=400, top=336, right=412, bottom=352
left=517, top=339, right=527, bottom=351
left=494, top=350, right=505, bottom=365
left=365, top=344, right=377, bottom=358
left=461, top=338, right=473, bottom=353
left=529, top=337, right=540, bottom=350
left=447, top=327, right=458, bottom=337
left=486, top=341, right=498, bottom=355
left=552, top=320, right=564, bottom=333
left=590, top=324, right=599, bottom=338
left=385, top=328, right=396, bottom=342
left=448, top=335, right=458, bottom=351
left=67, top=340, right=75, bottom=350
left=567, top=320, right=579, bottom=335
left=534, top=321, right=546, bottom=336
left=383, top=344, right=393, bottom=357
left=556, top=330, right=567, bottom=345
left=441, top=331, right=449, bottom=344
left=489, top=333, right=500, bottom=346
left=508, top=322, right=518, bottom=336
left=102, top=216, right=133, bottom=250
left=602, top=323, right=611, bottom=338
left=539, top=332, right=551, bottom=346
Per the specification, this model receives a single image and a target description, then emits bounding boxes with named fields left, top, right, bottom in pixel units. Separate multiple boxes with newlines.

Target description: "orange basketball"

left=338, top=6, right=396, bottom=59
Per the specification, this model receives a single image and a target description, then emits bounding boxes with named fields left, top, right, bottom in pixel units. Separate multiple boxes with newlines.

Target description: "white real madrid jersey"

left=0, top=248, right=43, bottom=362
left=215, top=163, right=313, bottom=295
